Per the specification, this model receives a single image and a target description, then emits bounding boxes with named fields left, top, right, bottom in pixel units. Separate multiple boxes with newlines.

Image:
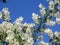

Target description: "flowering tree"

left=0, top=0, right=60, bottom=45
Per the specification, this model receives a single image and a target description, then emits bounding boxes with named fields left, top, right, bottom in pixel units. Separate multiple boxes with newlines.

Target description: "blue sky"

left=0, top=0, right=48, bottom=23
left=0, top=0, right=60, bottom=45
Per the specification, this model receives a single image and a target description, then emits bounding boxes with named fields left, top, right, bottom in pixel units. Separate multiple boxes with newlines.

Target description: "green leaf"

left=0, top=43, right=2, bottom=45
left=37, top=25, right=41, bottom=31
left=49, top=16, right=52, bottom=20
left=55, top=3, right=58, bottom=7
left=55, top=8, right=58, bottom=13
left=49, top=38, right=53, bottom=42
left=49, top=10, right=53, bottom=13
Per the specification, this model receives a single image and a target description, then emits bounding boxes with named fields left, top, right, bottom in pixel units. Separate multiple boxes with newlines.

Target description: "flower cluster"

left=0, top=0, right=60, bottom=45
left=32, top=0, right=60, bottom=45
left=0, top=8, right=35, bottom=45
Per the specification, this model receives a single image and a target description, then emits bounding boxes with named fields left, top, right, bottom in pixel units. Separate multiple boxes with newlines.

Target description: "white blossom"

left=44, top=28, right=53, bottom=38
left=54, top=31, right=59, bottom=37
left=54, top=31, right=60, bottom=38
left=37, top=35, right=43, bottom=40
left=56, top=17, right=60, bottom=24
left=38, top=41, right=45, bottom=45
left=2, top=21, right=13, bottom=32
left=2, top=7, right=10, bottom=21
left=2, top=7, right=10, bottom=15
left=13, top=42, right=19, bottom=45
left=39, top=3, right=44, bottom=9
left=49, top=1, right=54, bottom=10
left=26, top=37, right=34, bottom=44
left=54, top=12, right=60, bottom=17
left=46, top=20, right=56, bottom=26
left=14, top=16, right=23, bottom=24
left=32, top=13, right=40, bottom=24
left=54, top=0, right=60, bottom=4
left=5, top=35, right=14, bottom=42
left=39, top=3, right=46, bottom=16
left=40, top=8, right=46, bottom=16
left=38, top=41, right=49, bottom=45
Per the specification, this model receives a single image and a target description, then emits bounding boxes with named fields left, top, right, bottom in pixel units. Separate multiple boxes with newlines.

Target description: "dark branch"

left=3, top=0, right=6, bottom=3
